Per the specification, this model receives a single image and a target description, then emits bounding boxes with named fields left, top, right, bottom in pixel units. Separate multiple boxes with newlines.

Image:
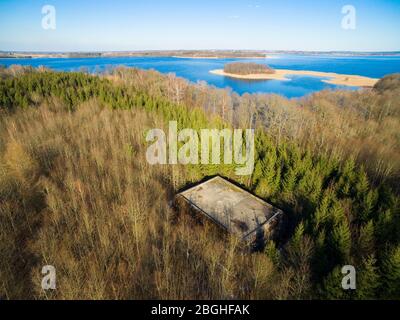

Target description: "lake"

left=1, top=54, right=400, bottom=98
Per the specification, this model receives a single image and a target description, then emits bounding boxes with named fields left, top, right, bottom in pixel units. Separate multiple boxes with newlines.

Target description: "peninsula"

left=210, top=67, right=379, bottom=87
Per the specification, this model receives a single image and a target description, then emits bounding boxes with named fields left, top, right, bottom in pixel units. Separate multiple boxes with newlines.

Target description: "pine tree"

left=355, top=255, right=379, bottom=299
left=357, top=189, right=378, bottom=224
left=381, top=246, right=400, bottom=299
left=252, top=159, right=264, bottom=184
left=264, top=241, right=280, bottom=266
left=322, top=266, right=350, bottom=299
left=330, top=200, right=346, bottom=227
left=331, top=220, right=352, bottom=264
left=357, top=220, right=375, bottom=258
left=376, top=209, right=396, bottom=246
left=338, top=157, right=356, bottom=197
left=282, top=167, right=297, bottom=194
left=313, top=192, right=331, bottom=233
left=355, top=168, right=369, bottom=198
left=291, top=222, right=305, bottom=250
left=254, top=150, right=279, bottom=198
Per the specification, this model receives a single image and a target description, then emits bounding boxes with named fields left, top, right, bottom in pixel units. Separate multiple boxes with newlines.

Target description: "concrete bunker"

left=176, top=176, right=284, bottom=246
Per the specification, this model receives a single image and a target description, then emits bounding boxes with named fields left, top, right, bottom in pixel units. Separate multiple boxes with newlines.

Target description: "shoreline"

left=172, top=55, right=276, bottom=59
left=210, top=69, right=380, bottom=87
left=0, top=54, right=277, bottom=60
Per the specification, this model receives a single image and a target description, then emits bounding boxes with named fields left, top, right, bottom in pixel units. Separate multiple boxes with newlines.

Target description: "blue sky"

left=0, top=0, right=399, bottom=51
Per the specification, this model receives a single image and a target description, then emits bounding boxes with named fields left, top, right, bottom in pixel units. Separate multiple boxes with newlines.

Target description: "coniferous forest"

left=0, top=65, right=399, bottom=299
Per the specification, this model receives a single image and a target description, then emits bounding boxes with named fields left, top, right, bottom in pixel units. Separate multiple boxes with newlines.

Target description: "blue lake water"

left=1, top=55, right=400, bottom=98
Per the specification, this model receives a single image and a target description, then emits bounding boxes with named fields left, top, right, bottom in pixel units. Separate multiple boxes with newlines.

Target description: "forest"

left=223, top=62, right=275, bottom=75
left=0, top=65, right=399, bottom=299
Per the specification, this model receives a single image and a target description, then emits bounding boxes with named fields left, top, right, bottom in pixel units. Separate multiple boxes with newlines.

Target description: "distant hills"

left=1, top=50, right=399, bottom=59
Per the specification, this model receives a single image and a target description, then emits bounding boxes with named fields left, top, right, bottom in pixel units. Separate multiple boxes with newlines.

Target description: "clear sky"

left=0, top=0, right=399, bottom=52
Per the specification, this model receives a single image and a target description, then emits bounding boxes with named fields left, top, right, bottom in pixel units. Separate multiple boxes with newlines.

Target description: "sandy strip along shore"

left=210, top=69, right=379, bottom=87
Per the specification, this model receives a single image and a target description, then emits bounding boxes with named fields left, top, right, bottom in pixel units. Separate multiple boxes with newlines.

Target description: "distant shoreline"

left=210, top=69, right=380, bottom=87
left=2, top=50, right=398, bottom=60
left=172, top=55, right=276, bottom=60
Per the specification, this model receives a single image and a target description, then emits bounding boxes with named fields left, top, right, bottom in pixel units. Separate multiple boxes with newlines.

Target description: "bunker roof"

left=177, top=176, right=283, bottom=240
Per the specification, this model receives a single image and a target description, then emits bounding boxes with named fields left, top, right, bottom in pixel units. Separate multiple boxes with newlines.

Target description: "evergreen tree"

left=264, top=241, right=280, bottom=266
left=313, top=191, right=334, bottom=234
left=291, top=222, right=305, bottom=251
left=330, top=200, right=346, bottom=227
left=338, top=158, right=356, bottom=197
left=357, top=220, right=375, bottom=258
left=322, top=266, right=351, bottom=299
left=381, top=246, right=400, bottom=299
left=331, top=220, right=352, bottom=264
left=282, top=167, right=297, bottom=194
left=357, top=189, right=378, bottom=224
left=355, top=255, right=379, bottom=299
left=355, top=168, right=369, bottom=198
left=376, top=209, right=396, bottom=246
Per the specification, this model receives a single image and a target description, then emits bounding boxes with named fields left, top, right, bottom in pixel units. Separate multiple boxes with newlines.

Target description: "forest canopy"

left=0, top=65, right=399, bottom=300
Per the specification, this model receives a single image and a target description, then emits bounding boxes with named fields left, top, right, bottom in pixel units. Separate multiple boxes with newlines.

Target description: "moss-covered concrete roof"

left=177, top=176, right=283, bottom=239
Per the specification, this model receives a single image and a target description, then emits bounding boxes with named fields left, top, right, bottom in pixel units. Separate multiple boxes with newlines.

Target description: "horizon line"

left=2, top=49, right=400, bottom=54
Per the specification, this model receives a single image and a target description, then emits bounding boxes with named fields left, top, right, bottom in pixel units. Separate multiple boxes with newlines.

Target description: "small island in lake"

left=211, top=62, right=379, bottom=87
left=223, top=62, right=276, bottom=75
